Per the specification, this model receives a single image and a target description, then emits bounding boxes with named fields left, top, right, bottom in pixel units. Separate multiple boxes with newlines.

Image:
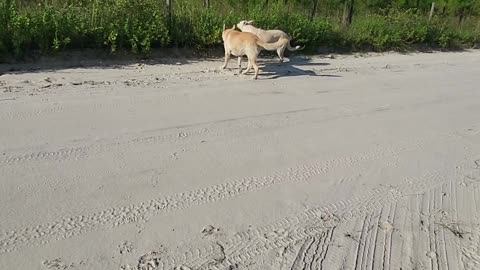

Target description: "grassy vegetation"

left=0, top=0, right=479, bottom=61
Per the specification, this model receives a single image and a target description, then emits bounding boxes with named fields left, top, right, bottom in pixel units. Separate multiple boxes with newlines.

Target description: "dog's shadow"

left=254, top=57, right=341, bottom=79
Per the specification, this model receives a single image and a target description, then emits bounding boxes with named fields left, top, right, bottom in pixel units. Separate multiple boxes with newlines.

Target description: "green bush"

left=344, top=9, right=479, bottom=51
left=346, top=10, right=429, bottom=51
left=101, top=0, right=169, bottom=53
left=0, top=0, right=478, bottom=60
left=170, top=8, right=231, bottom=47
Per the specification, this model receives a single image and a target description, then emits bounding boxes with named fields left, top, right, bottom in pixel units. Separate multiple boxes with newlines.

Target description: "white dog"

left=221, top=24, right=289, bottom=80
left=236, top=20, right=305, bottom=62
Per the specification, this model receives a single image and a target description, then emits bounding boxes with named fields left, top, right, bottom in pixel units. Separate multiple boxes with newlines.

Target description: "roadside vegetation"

left=1, top=0, right=479, bottom=61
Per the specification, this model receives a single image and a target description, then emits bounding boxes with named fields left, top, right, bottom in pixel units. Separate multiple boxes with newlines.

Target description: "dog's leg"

left=252, top=58, right=259, bottom=80
left=242, top=59, right=251, bottom=75
left=237, top=56, right=242, bottom=74
left=221, top=51, right=231, bottom=69
left=277, top=45, right=286, bottom=63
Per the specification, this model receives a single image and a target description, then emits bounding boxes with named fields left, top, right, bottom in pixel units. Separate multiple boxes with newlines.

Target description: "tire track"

left=412, top=187, right=432, bottom=269
left=379, top=202, right=396, bottom=270
left=460, top=167, right=480, bottom=270
left=289, top=229, right=334, bottom=270
left=3, top=92, right=476, bottom=166
left=346, top=165, right=480, bottom=270
left=353, top=213, right=372, bottom=270
left=430, top=191, right=440, bottom=270
left=364, top=206, right=382, bottom=270
left=0, top=127, right=209, bottom=165
left=0, top=78, right=182, bottom=121
left=446, top=181, right=464, bottom=270
left=137, top=157, right=479, bottom=270
left=136, top=168, right=449, bottom=269
left=1, top=107, right=311, bottom=165
left=0, top=105, right=66, bottom=121
left=0, top=91, right=182, bottom=122
left=185, top=168, right=451, bottom=270
left=462, top=227, right=480, bottom=270
left=0, top=133, right=439, bottom=254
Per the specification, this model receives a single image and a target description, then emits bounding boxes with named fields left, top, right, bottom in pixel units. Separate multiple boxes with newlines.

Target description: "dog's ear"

left=246, top=20, right=254, bottom=25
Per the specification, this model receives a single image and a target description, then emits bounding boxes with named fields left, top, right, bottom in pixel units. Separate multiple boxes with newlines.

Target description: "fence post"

left=342, top=0, right=354, bottom=26
left=310, top=0, right=318, bottom=21
left=429, top=2, right=435, bottom=21
left=166, top=0, right=173, bottom=31
left=205, top=0, right=210, bottom=9
left=347, top=0, right=355, bottom=25
left=457, top=7, right=465, bottom=25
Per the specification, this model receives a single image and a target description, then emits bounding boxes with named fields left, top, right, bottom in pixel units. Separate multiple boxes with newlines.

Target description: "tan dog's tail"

left=257, top=38, right=289, bottom=51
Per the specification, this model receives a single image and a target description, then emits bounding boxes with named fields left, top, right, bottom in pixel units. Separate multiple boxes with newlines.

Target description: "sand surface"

left=1, top=50, right=480, bottom=270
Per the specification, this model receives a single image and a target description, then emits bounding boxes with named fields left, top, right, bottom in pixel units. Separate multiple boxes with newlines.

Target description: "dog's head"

left=236, top=20, right=255, bottom=31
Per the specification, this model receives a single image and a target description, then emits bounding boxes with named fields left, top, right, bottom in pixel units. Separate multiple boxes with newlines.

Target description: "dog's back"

left=223, top=29, right=261, bottom=57
left=224, top=30, right=258, bottom=45
left=236, top=21, right=303, bottom=62
left=259, top=29, right=289, bottom=43
left=238, top=23, right=290, bottom=43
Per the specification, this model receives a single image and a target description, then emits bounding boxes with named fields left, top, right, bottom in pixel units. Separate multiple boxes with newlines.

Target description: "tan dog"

left=236, top=20, right=304, bottom=62
left=221, top=24, right=289, bottom=80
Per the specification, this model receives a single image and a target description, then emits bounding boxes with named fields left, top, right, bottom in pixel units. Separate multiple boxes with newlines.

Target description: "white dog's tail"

left=287, top=41, right=305, bottom=51
left=257, top=38, right=289, bottom=51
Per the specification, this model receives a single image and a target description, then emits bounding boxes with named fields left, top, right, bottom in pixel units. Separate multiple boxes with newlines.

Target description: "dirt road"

left=1, top=51, right=480, bottom=270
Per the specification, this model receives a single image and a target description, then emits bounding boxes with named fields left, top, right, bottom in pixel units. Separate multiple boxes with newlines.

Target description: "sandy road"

left=1, top=50, right=480, bottom=270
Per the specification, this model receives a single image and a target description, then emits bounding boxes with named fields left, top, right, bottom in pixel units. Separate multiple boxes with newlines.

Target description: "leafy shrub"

left=101, top=0, right=169, bottom=53
left=0, top=0, right=478, bottom=60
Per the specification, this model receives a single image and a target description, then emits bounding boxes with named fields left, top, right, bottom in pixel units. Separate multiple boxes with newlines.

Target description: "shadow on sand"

left=0, top=48, right=225, bottom=75
left=254, top=57, right=342, bottom=79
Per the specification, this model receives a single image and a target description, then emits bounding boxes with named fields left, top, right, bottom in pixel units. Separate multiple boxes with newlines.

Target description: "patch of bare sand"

left=1, top=50, right=480, bottom=270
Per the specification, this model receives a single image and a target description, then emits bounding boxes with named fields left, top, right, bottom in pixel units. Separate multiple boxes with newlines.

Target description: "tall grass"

left=0, top=0, right=479, bottom=61
left=343, top=9, right=479, bottom=51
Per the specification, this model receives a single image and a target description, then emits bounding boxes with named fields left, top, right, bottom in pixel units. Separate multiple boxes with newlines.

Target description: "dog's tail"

left=223, top=24, right=235, bottom=31
left=257, top=38, right=289, bottom=51
left=287, top=40, right=305, bottom=51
